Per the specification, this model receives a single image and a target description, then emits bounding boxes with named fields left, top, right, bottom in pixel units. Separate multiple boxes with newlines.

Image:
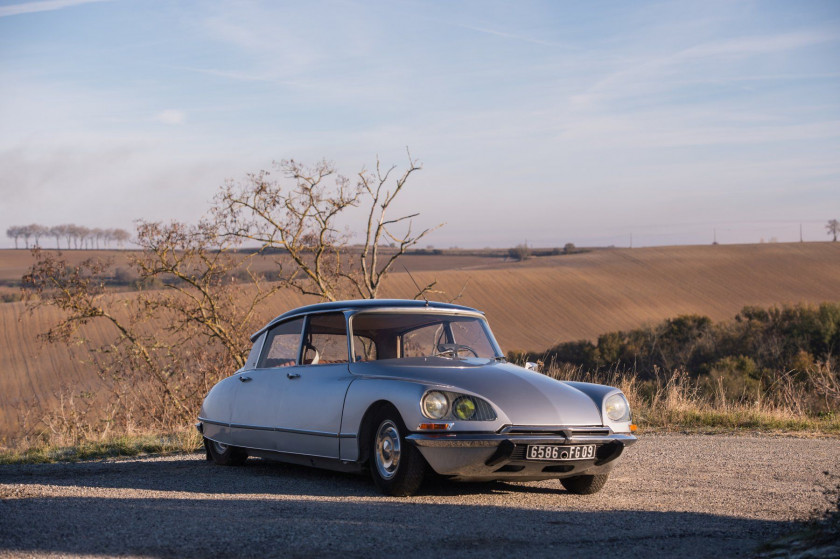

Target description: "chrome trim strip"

left=200, top=417, right=342, bottom=438
left=203, top=435, right=338, bottom=461
left=498, top=424, right=612, bottom=435
left=230, top=422, right=276, bottom=432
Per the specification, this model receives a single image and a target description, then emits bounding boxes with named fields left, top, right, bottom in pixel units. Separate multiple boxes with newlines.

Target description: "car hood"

left=349, top=358, right=603, bottom=426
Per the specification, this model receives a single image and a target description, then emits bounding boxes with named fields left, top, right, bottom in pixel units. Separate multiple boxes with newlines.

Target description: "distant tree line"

left=5, top=224, right=131, bottom=250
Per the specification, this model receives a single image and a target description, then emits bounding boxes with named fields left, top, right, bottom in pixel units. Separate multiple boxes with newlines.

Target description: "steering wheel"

left=433, top=343, right=479, bottom=358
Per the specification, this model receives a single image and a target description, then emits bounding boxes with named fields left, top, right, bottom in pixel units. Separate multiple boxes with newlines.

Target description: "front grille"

left=567, top=427, right=611, bottom=437
left=504, top=428, right=568, bottom=436
left=499, top=425, right=611, bottom=437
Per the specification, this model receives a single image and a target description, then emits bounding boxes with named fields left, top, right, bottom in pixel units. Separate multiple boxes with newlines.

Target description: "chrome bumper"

left=407, top=432, right=636, bottom=448
left=405, top=428, right=636, bottom=481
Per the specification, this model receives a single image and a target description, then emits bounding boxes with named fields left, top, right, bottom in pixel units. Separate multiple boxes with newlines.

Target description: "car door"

left=229, top=317, right=304, bottom=452
left=274, top=312, right=355, bottom=459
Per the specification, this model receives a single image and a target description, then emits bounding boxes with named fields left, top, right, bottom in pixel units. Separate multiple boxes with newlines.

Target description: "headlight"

left=452, top=396, right=477, bottom=420
left=421, top=391, right=449, bottom=419
left=605, top=393, right=630, bottom=422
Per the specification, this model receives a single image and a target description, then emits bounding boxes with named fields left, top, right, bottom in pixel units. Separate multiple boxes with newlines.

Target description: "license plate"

left=526, top=444, right=596, bottom=461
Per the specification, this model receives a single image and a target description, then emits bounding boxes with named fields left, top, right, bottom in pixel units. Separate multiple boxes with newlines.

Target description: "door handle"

left=286, top=372, right=301, bottom=379
left=239, top=375, right=252, bottom=382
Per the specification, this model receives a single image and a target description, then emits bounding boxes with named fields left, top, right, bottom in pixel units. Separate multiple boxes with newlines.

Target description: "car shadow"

left=1, top=454, right=807, bottom=558
left=0, top=454, right=568, bottom=497
left=0, top=493, right=796, bottom=558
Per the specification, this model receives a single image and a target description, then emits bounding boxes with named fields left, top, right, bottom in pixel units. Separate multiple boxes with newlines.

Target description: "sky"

left=1, top=0, right=838, bottom=249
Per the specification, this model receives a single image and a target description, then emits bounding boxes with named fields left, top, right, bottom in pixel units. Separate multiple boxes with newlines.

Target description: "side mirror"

left=525, top=361, right=540, bottom=372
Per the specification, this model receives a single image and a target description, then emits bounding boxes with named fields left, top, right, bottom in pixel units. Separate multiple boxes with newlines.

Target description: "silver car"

left=197, top=299, right=637, bottom=496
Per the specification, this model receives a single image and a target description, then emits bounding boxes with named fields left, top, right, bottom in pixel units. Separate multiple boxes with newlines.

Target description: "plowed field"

left=1, top=242, right=839, bottom=437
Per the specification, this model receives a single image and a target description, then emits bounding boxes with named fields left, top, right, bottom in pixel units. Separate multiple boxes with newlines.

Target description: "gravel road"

left=1, top=433, right=838, bottom=558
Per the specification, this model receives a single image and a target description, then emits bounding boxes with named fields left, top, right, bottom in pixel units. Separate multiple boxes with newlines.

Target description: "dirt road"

left=1, top=433, right=838, bottom=558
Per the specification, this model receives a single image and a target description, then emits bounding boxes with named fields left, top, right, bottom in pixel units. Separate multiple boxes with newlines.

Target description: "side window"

left=353, top=335, right=377, bottom=362
left=303, top=313, right=348, bottom=365
left=258, top=318, right=304, bottom=368
left=243, top=333, right=266, bottom=370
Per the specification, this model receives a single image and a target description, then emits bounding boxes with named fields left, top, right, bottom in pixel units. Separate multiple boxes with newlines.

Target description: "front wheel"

left=369, top=410, right=426, bottom=496
left=204, top=437, right=248, bottom=466
left=560, top=473, right=609, bottom=495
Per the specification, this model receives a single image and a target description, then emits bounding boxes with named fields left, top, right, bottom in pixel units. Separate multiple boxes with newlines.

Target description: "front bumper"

left=406, top=426, right=636, bottom=481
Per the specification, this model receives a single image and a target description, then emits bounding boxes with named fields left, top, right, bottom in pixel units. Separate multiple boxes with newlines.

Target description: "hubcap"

left=374, top=420, right=401, bottom=480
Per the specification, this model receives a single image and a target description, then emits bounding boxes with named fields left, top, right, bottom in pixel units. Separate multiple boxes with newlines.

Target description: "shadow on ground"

left=0, top=455, right=798, bottom=558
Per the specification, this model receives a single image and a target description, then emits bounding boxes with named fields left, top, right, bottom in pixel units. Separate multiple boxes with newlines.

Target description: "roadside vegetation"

left=513, top=303, right=840, bottom=429
left=3, top=303, right=838, bottom=465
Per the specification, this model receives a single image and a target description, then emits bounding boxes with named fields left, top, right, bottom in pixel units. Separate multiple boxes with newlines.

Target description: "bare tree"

left=214, top=152, right=438, bottom=301
left=6, top=225, right=21, bottom=249
left=22, top=219, right=280, bottom=433
left=49, top=226, right=64, bottom=249
left=828, top=219, right=839, bottom=242
left=131, top=219, right=281, bottom=369
left=509, top=242, right=531, bottom=261
left=30, top=224, right=48, bottom=247
left=20, top=224, right=34, bottom=249
left=91, top=227, right=104, bottom=249
left=59, top=224, right=75, bottom=249
left=112, top=228, right=131, bottom=248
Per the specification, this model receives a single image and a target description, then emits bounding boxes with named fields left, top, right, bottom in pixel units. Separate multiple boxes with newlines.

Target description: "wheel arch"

left=357, top=400, right=402, bottom=465
left=340, top=378, right=428, bottom=462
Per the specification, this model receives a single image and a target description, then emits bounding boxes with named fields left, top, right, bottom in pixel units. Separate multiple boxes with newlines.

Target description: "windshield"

left=350, top=312, right=501, bottom=361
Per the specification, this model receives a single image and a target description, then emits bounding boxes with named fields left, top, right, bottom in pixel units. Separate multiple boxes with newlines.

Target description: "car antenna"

left=402, top=264, right=429, bottom=306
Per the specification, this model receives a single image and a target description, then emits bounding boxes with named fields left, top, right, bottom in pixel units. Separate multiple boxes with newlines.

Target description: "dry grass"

left=543, top=365, right=840, bottom=436
left=0, top=428, right=201, bottom=465
left=4, top=365, right=835, bottom=465
left=2, top=242, right=840, bottom=440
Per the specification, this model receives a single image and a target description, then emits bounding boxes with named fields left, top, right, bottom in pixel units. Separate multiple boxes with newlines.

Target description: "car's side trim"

left=230, top=422, right=275, bottom=432
left=200, top=418, right=227, bottom=427
left=199, top=417, right=351, bottom=439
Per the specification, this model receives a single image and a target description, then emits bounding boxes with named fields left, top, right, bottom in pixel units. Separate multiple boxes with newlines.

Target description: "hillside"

left=1, top=242, right=839, bottom=437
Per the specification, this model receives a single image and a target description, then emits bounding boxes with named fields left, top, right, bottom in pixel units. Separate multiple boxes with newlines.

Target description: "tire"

left=560, top=473, right=609, bottom=495
left=204, top=437, right=248, bottom=466
left=368, top=408, right=426, bottom=496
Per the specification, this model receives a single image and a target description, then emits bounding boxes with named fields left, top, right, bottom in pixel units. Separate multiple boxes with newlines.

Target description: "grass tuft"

left=0, top=430, right=202, bottom=465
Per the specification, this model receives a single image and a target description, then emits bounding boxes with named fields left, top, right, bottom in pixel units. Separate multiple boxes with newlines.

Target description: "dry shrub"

left=541, top=361, right=839, bottom=432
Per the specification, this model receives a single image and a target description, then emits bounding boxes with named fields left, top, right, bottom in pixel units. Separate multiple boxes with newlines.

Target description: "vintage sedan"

left=197, top=299, right=637, bottom=496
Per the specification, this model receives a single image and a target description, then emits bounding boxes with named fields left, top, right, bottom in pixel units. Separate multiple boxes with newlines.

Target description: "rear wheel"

left=204, top=437, right=248, bottom=466
left=560, top=473, right=609, bottom=495
left=369, top=408, right=426, bottom=496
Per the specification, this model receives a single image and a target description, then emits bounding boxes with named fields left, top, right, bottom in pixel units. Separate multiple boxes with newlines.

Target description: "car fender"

left=564, top=381, right=632, bottom=433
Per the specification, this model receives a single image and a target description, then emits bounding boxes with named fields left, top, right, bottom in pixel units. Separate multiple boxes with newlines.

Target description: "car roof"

left=251, top=299, right=483, bottom=341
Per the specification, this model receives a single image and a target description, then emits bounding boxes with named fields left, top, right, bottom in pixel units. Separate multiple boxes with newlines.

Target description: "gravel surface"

left=1, top=433, right=838, bottom=558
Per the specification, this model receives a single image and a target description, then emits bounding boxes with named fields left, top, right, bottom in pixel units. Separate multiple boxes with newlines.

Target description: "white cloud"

left=0, top=0, right=110, bottom=17
left=153, top=110, right=185, bottom=125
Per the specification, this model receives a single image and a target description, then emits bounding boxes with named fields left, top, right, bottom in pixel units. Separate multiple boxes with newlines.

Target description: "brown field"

left=1, top=242, right=839, bottom=439
left=0, top=248, right=511, bottom=284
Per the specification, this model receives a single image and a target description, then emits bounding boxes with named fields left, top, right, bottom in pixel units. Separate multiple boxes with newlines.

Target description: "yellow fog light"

left=453, top=396, right=477, bottom=420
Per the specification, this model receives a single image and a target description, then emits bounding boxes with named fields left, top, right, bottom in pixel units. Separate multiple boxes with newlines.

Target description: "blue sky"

left=1, top=0, right=838, bottom=248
